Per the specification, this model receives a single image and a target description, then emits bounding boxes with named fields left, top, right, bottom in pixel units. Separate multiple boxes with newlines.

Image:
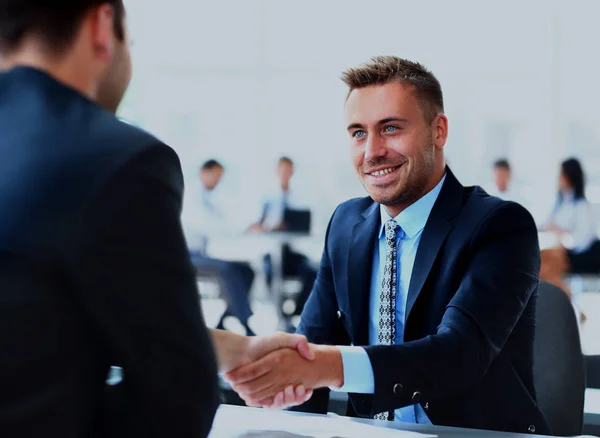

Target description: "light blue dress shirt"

left=332, top=174, right=446, bottom=424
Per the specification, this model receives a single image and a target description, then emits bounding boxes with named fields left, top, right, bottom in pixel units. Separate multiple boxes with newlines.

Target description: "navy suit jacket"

left=0, top=67, right=219, bottom=437
left=297, top=169, right=551, bottom=435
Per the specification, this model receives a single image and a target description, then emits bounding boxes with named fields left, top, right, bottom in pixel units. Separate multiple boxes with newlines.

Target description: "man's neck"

left=383, top=165, right=446, bottom=218
left=1, top=46, right=96, bottom=101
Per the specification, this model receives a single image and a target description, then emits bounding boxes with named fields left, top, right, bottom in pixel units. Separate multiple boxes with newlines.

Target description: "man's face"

left=201, top=167, right=224, bottom=190
left=493, top=167, right=511, bottom=192
left=558, top=171, right=571, bottom=192
left=278, top=162, right=294, bottom=187
left=345, top=82, right=441, bottom=208
left=96, top=15, right=132, bottom=113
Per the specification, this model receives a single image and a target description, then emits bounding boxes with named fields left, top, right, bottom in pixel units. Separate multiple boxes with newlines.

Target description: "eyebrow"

left=346, top=117, right=409, bottom=131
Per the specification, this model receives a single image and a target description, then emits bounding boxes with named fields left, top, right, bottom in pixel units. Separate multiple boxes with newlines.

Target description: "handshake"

left=212, top=330, right=343, bottom=410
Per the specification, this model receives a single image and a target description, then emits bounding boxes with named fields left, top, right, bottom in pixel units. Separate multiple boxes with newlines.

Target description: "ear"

left=89, top=4, right=116, bottom=63
left=432, top=114, right=449, bottom=149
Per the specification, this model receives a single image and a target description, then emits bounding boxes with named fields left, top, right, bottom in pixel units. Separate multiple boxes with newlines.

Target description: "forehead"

left=344, top=82, right=421, bottom=124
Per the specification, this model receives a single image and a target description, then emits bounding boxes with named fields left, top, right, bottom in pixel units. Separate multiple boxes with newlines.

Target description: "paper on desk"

left=209, top=407, right=437, bottom=438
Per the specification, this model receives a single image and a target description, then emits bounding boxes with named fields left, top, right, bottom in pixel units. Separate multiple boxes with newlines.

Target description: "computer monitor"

left=283, top=208, right=311, bottom=234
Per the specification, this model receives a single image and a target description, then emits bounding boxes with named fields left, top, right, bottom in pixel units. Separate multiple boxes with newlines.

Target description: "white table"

left=209, top=405, right=574, bottom=438
left=538, top=231, right=559, bottom=251
left=586, top=388, right=600, bottom=428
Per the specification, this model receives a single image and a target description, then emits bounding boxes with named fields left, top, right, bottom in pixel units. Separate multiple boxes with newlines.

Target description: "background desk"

left=208, top=405, right=577, bottom=438
left=586, top=388, right=600, bottom=436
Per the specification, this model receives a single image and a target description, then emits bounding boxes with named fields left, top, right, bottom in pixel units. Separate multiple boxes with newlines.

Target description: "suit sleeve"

left=351, top=202, right=540, bottom=417
left=71, top=144, right=219, bottom=438
left=294, top=205, right=351, bottom=414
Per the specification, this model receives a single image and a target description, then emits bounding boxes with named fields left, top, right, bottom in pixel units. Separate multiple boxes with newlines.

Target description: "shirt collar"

left=378, top=173, right=447, bottom=239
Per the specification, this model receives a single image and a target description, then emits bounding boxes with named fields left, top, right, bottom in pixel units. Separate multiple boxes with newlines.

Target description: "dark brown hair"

left=278, top=156, right=294, bottom=166
left=0, top=0, right=124, bottom=53
left=341, top=56, right=444, bottom=124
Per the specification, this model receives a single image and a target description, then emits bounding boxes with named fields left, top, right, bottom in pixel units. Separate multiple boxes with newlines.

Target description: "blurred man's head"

left=200, top=160, right=224, bottom=191
left=0, top=0, right=132, bottom=113
left=277, top=157, right=294, bottom=191
left=493, top=159, right=511, bottom=193
left=342, top=56, right=448, bottom=216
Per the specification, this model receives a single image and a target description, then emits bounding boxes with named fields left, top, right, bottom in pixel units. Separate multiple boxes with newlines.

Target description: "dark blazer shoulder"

left=459, top=185, right=535, bottom=232
left=332, top=196, right=376, bottom=221
left=76, top=107, right=184, bottom=195
left=87, top=107, right=170, bottom=163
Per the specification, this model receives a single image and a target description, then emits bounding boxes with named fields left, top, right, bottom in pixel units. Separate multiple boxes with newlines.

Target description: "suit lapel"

left=405, top=168, right=464, bottom=321
left=347, top=202, right=379, bottom=346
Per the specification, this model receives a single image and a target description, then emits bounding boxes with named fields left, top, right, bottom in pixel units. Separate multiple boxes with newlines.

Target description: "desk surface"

left=208, top=405, right=568, bottom=438
left=587, top=388, right=600, bottom=425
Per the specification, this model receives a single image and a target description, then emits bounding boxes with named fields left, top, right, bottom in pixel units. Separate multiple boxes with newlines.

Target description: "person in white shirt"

left=248, top=157, right=317, bottom=326
left=487, top=158, right=523, bottom=202
left=185, top=160, right=256, bottom=335
left=539, top=158, right=600, bottom=298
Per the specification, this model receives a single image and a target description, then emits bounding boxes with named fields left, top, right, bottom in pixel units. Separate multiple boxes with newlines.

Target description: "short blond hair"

left=341, top=56, right=444, bottom=124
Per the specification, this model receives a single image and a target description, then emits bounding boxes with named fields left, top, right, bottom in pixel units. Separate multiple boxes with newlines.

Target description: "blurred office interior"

left=118, top=1, right=600, bottom=351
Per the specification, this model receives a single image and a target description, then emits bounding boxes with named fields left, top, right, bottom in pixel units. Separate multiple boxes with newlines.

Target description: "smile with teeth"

left=369, top=166, right=399, bottom=177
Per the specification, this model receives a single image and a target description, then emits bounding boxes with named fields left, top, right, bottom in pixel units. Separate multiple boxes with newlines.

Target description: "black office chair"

left=586, top=355, right=600, bottom=389
left=534, top=281, right=586, bottom=436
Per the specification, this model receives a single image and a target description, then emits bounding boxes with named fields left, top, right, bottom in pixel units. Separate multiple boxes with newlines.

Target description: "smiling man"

left=226, top=56, right=550, bottom=435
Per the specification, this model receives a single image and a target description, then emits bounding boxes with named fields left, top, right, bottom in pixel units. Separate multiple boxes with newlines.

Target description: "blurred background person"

left=249, top=157, right=305, bottom=232
left=248, top=157, right=317, bottom=328
left=539, top=158, right=600, bottom=299
left=184, top=160, right=256, bottom=335
left=487, top=158, right=536, bottom=215
left=489, top=159, right=513, bottom=199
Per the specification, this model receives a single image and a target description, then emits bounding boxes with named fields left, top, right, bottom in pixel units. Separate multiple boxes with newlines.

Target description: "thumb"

left=278, top=333, right=315, bottom=361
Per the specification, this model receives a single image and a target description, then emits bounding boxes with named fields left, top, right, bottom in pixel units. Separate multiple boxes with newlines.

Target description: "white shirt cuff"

left=329, top=346, right=375, bottom=394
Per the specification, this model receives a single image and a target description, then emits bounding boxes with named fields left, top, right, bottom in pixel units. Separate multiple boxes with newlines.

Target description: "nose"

left=364, top=133, right=387, bottom=162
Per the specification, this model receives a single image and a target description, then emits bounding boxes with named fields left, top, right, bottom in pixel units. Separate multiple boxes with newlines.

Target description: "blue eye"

left=352, top=130, right=366, bottom=138
left=384, top=126, right=398, bottom=133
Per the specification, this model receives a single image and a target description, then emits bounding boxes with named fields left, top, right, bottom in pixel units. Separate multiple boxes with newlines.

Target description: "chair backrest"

left=534, top=281, right=586, bottom=436
left=586, top=355, right=600, bottom=389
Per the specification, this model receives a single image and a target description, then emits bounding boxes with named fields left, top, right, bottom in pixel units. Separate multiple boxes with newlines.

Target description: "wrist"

left=313, top=345, right=344, bottom=388
left=211, top=329, right=249, bottom=373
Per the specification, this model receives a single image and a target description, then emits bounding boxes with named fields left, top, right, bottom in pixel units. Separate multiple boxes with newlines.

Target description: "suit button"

left=528, top=425, right=536, bottom=434
left=412, top=391, right=421, bottom=402
left=424, top=402, right=429, bottom=411
left=336, top=310, right=342, bottom=320
left=393, top=384, right=403, bottom=395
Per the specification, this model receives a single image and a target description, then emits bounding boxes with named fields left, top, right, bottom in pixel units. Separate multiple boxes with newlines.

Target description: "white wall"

left=120, top=0, right=600, bottom=231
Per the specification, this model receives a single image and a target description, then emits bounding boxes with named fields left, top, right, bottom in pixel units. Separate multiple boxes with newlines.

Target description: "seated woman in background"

left=539, top=158, right=600, bottom=301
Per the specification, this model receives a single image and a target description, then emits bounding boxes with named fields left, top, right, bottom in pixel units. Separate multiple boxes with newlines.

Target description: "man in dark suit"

left=0, top=1, right=312, bottom=437
left=226, top=56, right=550, bottom=435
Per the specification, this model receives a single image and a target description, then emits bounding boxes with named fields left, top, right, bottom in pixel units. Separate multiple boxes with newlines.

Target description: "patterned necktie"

left=374, top=219, right=399, bottom=421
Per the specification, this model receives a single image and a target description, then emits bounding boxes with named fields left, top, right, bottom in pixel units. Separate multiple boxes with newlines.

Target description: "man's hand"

left=224, top=345, right=343, bottom=408
left=243, top=332, right=315, bottom=369
left=247, top=224, right=264, bottom=233
left=210, top=329, right=314, bottom=374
